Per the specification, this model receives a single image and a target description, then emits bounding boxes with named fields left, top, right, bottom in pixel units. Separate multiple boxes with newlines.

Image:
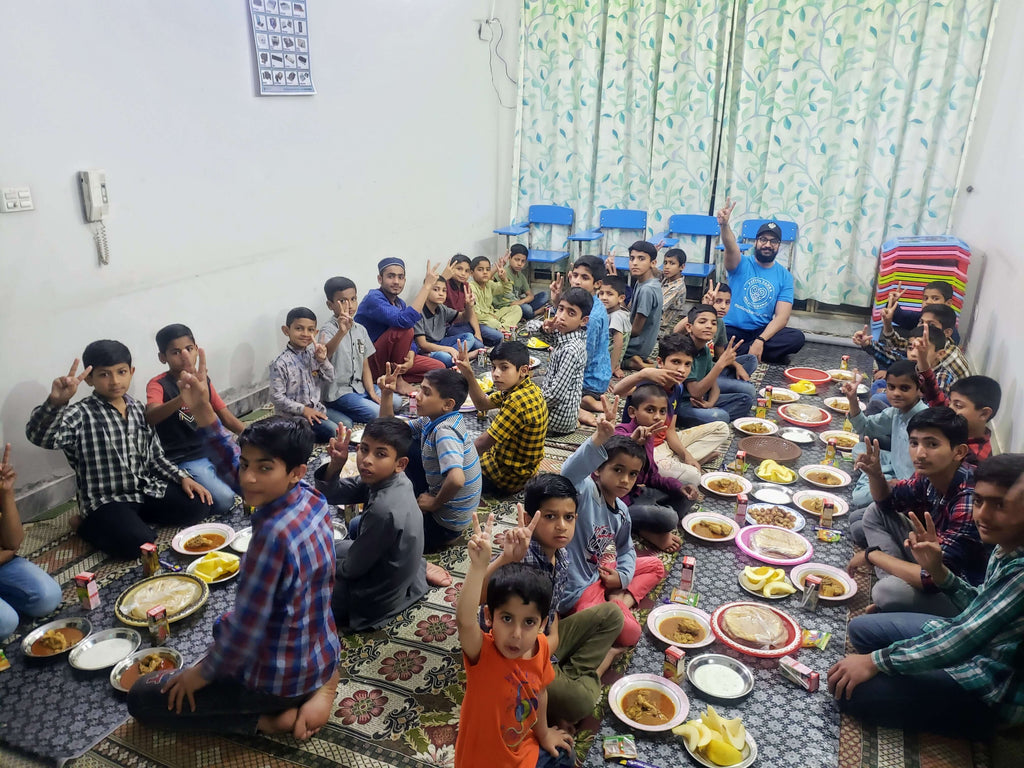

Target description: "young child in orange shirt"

left=455, top=513, right=573, bottom=768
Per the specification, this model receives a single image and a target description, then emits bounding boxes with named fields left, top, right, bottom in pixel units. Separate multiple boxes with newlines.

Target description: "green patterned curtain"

left=514, top=0, right=732, bottom=254
left=512, top=0, right=996, bottom=306
left=718, top=0, right=996, bottom=304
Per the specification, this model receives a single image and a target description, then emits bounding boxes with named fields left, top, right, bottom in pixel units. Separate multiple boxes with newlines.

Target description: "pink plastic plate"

left=777, top=404, right=832, bottom=427
left=736, top=525, right=814, bottom=566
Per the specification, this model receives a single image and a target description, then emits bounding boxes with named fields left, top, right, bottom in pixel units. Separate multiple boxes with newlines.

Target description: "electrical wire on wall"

left=478, top=18, right=517, bottom=109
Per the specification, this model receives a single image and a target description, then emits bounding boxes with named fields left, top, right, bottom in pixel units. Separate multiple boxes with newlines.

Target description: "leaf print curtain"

left=511, top=0, right=996, bottom=306
left=716, top=0, right=996, bottom=305
left=513, top=0, right=732, bottom=255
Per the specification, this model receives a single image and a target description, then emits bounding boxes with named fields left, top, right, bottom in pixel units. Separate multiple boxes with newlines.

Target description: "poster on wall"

left=249, top=0, right=315, bottom=95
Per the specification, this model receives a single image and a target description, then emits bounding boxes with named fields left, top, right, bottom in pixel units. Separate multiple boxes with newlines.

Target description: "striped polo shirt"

left=409, top=411, right=482, bottom=530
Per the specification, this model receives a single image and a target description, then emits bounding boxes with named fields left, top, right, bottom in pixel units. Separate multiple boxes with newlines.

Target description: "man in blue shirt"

left=718, top=201, right=805, bottom=363
left=353, top=257, right=446, bottom=395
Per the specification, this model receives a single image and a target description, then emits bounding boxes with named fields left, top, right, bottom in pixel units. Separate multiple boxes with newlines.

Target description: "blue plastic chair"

left=494, top=204, right=574, bottom=279
left=567, top=208, right=648, bottom=260
left=650, top=214, right=720, bottom=279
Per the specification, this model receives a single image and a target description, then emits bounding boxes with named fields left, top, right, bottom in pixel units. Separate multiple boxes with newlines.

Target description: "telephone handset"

left=79, top=169, right=108, bottom=222
left=79, top=169, right=111, bottom=264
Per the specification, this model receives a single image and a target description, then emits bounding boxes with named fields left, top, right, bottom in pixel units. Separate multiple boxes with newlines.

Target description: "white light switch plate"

left=1, top=187, right=34, bottom=212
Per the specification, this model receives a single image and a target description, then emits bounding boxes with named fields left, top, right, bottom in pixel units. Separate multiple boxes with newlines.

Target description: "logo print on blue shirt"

left=744, top=276, right=775, bottom=310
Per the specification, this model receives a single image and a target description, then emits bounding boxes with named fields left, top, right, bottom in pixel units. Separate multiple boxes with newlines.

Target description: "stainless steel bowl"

left=750, top=483, right=793, bottom=505
left=68, top=628, right=141, bottom=671
left=686, top=653, right=755, bottom=701
left=109, top=647, right=183, bottom=692
left=21, top=617, right=92, bottom=658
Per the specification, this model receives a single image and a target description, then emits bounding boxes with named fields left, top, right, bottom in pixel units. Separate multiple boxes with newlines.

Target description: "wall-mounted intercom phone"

left=79, top=169, right=110, bottom=265
left=79, top=169, right=108, bottom=221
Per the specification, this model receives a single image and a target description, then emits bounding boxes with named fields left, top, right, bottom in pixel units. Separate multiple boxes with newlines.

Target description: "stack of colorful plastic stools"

left=871, top=236, right=971, bottom=341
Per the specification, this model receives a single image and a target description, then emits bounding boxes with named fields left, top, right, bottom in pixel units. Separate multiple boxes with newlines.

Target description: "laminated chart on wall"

left=249, top=0, right=315, bottom=95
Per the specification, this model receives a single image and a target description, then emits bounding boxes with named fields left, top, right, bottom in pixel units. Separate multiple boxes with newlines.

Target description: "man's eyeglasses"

left=756, top=236, right=781, bottom=245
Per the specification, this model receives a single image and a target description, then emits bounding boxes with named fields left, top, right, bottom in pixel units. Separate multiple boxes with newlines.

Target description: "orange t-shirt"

left=454, top=632, right=554, bottom=768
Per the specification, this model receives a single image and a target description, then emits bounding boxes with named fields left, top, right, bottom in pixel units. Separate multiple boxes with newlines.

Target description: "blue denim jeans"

left=676, top=391, right=753, bottom=425
left=428, top=333, right=483, bottom=366
left=838, top=613, right=995, bottom=739
left=326, top=389, right=403, bottom=428
left=180, top=457, right=238, bottom=513
left=518, top=291, right=549, bottom=321
left=0, top=556, right=63, bottom=639
left=449, top=322, right=503, bottom=347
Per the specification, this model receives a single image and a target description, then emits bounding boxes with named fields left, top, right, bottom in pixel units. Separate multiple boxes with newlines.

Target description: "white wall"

left=950, top=0, right=1024, bottom=453
left=0, top=1, right=521, bottom=492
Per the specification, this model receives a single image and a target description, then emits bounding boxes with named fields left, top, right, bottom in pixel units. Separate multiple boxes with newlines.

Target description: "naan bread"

left=753, top=528, right=808, bottom=559
left=126, top=578, right=202, bottom=620
left=721, top=605, right=788, bottom=648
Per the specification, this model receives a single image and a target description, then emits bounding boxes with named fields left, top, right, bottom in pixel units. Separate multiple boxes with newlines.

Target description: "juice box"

left=663, top=646, right=686, bottom=684
left=74, top=571, right=100, bottom=610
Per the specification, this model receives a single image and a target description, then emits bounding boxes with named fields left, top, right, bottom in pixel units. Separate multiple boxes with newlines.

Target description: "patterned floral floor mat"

left=0, top=342, right=993, bottom=767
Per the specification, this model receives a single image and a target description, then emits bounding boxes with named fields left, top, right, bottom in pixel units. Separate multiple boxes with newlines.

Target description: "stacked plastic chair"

left=871, top=235, right=971, bottom=340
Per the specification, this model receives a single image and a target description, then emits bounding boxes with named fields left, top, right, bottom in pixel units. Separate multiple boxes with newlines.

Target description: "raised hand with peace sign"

left=595, top=394, right=620, bottom=445
left=48, top=359, right=93, bottom=407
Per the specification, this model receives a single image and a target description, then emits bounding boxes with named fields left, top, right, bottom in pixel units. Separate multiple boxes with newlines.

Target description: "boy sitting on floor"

left=26, top=342, right=212, bottom=560
left=910, top=339, right=998, bottom=467
left=830, top=453, right=1024, bottom=741
left=315, top=418, right=430, bottom=631
left=845, top=359, right=929, bottom=511
left=525, top=286, right=592, bottom=436
left=413, top=277, right=484, bottom=367
left=849, top=407, right=991, bottom=616
left=621, top=241, right=663, bottom=370
left=455, top=515, right=574, bottom=768
left=659, top=247, right=689, bottom=339
left=470, top=256, right=522, bottom=332
left=318, top=276, right=402, bottom=428
left=378, top=366, right=481, bottom=553
left=128, top=351, right=340, bottom=739
left=483, top=477, right=624, bottom=729
left=675, top=304, right=753, bottom=426
left=455, top=340, right=548, bottom=496
left=546, top=255, right=611, bottom=428
left=614, top=385, right=698, bottom=553
left=558, top=409, right=667, bottom=648
left=147, top=323, right=245, bottom=514
left=598, top=274, right=631, bottom=377
left=890, top=279, right=962, bottom=345
left=504, top=243, right=549, bottom=320
left=270, top=307, right=337, bottom=442
left=613, top=333, right=730, bottom=487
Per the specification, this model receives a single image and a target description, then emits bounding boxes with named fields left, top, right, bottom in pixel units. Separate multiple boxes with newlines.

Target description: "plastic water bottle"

left=408, top=392, right=418, bottom=417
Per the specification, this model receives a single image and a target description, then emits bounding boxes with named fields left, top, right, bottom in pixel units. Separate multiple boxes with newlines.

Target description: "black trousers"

left=78, top=484, right=211, bottom=559
left=725, top=324, right=806, bottom=363
left=127, top=668, right=310, bottom=735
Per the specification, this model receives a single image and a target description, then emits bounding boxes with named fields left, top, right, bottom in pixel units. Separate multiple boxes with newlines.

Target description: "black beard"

left=754, top=249, right=776, bottom=264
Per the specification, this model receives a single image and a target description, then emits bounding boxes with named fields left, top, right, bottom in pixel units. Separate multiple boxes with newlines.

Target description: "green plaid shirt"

left=482, top=377, right=548, bottom=493
left=873, top=545, right=1024, bottom=723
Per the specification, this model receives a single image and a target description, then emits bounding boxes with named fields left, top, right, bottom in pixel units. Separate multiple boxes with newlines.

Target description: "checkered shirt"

left=482, top=377, right=548, bottom=493
left=874, top=546, right=1024, bottom=724
left=25, top=393, right=185, bottom=516
left=269, top=343, right=335, bottom=416
left=200, top=422, right=340, bottom=696
left=880, top=464, right=990, bottom=590
left=539, top=327, right=588, bottom=435
left=522, top=538, right=570, bottom=627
